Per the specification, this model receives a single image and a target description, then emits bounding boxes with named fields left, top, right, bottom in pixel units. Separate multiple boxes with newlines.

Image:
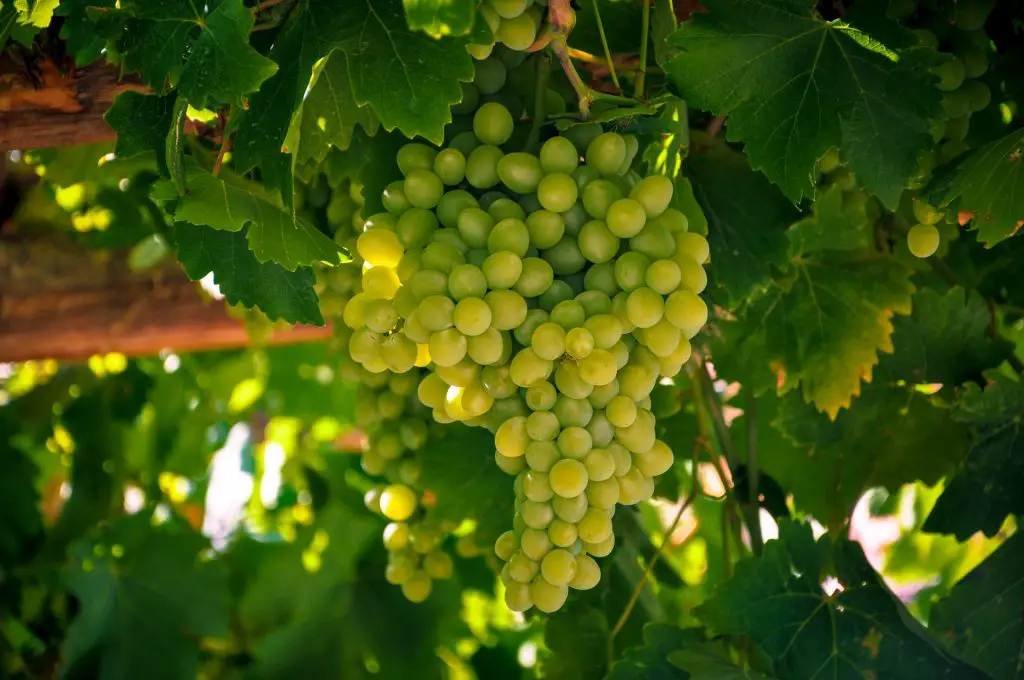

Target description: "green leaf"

left=769, top=385, right=970, bottom=526
left=175, top=224, right=324, bottom=325
left=878, top=286, right=1012, bottom=385
left=607, top=623, right=699, bottom=680
left=161, top=163, right=341, bottom=270
left=715, top=254, right=914, bottom=418
left=167, top=97, right=189, bottom=194
left=103, top=92, right=176, bottom=174
left=293, top=51, right=380, bottom=166
left=787, top=185, right=873, bottom=255
left=119, top=0, right=277, bottom=106
left=0, top=426, right=43, bottom=568
left=14, top=0, right=58, bottom=27
left=61, top=517, right=229, bottom=680
left=697, top=522, right=991, bottom=680
left=924, top=372, right=1024, bottom=539
left=543, top=603, right=611, bottom=680
left=670, top=645, right=777, bottom=679
left=665, top=0, right=939, bottom=207
left=929, top=532, right=1024, bottom=680
left=937, top=128, right=1024, bottom=245
left=686, top=134, right=797, bottom=305
left=57, top=0, right=117, bottom=65
left=418, top=424, right=513, bottom=545
left=403, top=0, right=476, bottom=36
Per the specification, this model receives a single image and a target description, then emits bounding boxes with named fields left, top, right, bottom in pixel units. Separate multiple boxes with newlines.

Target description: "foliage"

left=2, top=0, right=1023, bottom=678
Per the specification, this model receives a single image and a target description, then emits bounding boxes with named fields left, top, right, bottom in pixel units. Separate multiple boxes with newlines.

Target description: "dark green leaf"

left=60, top=517, right=229, bottom=680
left=543, top=603, right=610, bottom=680
left=670, top=644, right=777, bottom=679
left=104, top=92, right=176, bottom=174
left=607, top=623, right=699, bottom=680
left=929, top=532, right=1024, bottom=680
left=788, top=185, right=873, bottom=255
left=175, top=224, right=324, bottom=325
left=0, top=424, right=43, bottom=568
left=403, top=0, right=476, bottom=36
left=665, top=0, right=939, bottom=207
left=715, top=254, right=914, bottom=418
left=687, top=134, right=797, bottom=305
left=938, top=128, right=1024, bottom=245
left=878, top=286, right=1012, bottom=385
left=925, top=373, right=1024, bottom=539
left=57, top=0, right=117, bottom=65
left=697, top=522, right=991, bottom=680
left=166, top=97, right=189, bottom=193
left=418, top=424, right=513, bottom=545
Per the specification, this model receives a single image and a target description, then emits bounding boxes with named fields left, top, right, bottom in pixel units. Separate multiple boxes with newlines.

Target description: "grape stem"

left=636, top=0, right=651, bottom=98
left=589, top=0, right=622, bottom=90
left=212, top=112, right=233, bottom=178
left=545, top=0, right=595, bottom=118
left=607, top=445, right=701, bottom=670
left=526, top=54, right=551, bottom=152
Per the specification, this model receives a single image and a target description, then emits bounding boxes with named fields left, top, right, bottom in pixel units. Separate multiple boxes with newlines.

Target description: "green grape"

left=626, top=288, right=665, bottom=329
left=454, top=298, right=493, bottom=336
left=548, top=519, right=578, bottom=547
left=617, top=136, right=639, bottom=175
left=496, top=415, right=529, bottom=457
left=515, top=308, right=550, bottom=345
left=570, top=554, right=600, bottom=590
left=584, top=314, right=623, bottom=350
left=539, top=279, right=575, bottom=311
left=396, top=208, right=439, bottom=249
left=404, top=170, right=444, bottom=209
left=540, top=548, right=577, bottom=586
left=409, top=270, right=448, bottom=301
left=466, top=144, right=505, bottom=189
left=475, top=56, right=508, bottom=94
left=540, top=136, right=580, bottom=174
left=537, top=173, right=579, bottom=213
left=586, top=132, right=627, bottom=175
left=398, top=143, right=438, bottom=176
left=358, top=229, right=404, bottom=268
left=907, top=223, right=940, bottom=258
left=523, top=470, right=555, bottom=505
left=606, top=198, right=647, bottom=238
left=522, top=500, right=555, bottom=529
left=932, top=57, right=966, bottom=92
left=380, top=484, right=418, bottom=521
left=383, top=522, right=410, bottom=550
left=964, top=80, right=991, bottom=111
left=550, top=459, right=589, bottom=498
left=576, top=290, right=612, bottom=316
left=617, top=468, right=654, bottom=505
left=382, top=334, right=418, bottom=372
left=457, top=208, right=495, bottom=249
left=913, top=28, right=938, bottom=49
left=497, top=13, right=539, bottom=50
left=943, top=90, right=971, bottom=119
left=633, top=439, right=674, bottom=477
left=954, top=0, right=992, bottom=31
left=526, top=440, right=560, bottom=471
left=449, top=130, right=481, bottom=155
left=629, top=175, right=674, bottom=217
left=530, top=576, right=568, bottom=613
left=577, top=508, right=613, bottom=544
left=422, top=242, right=465, bottom=273
left=448, top=263, right=488, bottom=300
left=582, top=179, right=624, bottom=219
left=643, top=260, right=680, bottom=296
left=402, top=571, right=433, bottom=602
left=386, top=555, right=415, bottom=584
left=606, top=395, right=638, bottom=428
left=362, top=266, right=401, bottom=299
left=553, top=395, right=593, bottom=428
left=572, top=165, right=601, bottom=190
left=583, top=447, right=616, bottom=482
left=487, top=290, right=528, bottom=330
left=381, top=181, right=410, bottom=215
left=565, top=327, right=594, bottom=360
left=579, top=220, right=620, bottom=263
left=532, top=322, right=567, bottom=360
left=474, top=102, right=515, bottom=146
left=468, top=43, right=494, bottom=60
left=549, top=301, right=585, bottom=331
left=527, top=410, right=561, bottom=441
left=424, top=551, right=454, bottom=580
left=961, top=46, right=989, bottom=79
left=584, top=262, right=620, bottom=297
left=495, top=530, right=519, bottom=560
left=504, top=581, right=533, bottom=611
left=511, top=347, right=554, bottom=387
left=498, top=152, right=544, bottom=194
left=676, top=255, right=708, bottom=294
left=363, top=298, right=397, bottom=333
left=665, top=290, right=708, bottom=338
left=613, top=251, right=650, bottom=293
left=616, top=408, right=656, bottom=454
left=543, top=236, right=587, bottom=275
left=488, top=218, right=531, bottom=256
left=526, top=210, right=567, bottom=250
left=552, top=493, right=588, bottom=523
left=482, top=364, right=517, bottom=397
left=521, top=526, right=554, bottom=560
left=578, top=349, right=617, bottom=386
left=526, top=382, right=558, bottom=412
left=488, top=197, right=527, bottom=222
left=555, top=362, right=594, bottom=400
left=434, top=149, right=467, bottom=186
left=417, top=295, right=455, bottom=331
left=631, top=221, right=676, bottom=260
left=515, top=257, right=555, bottom=298
left=429, top=328, right=468, bottom=366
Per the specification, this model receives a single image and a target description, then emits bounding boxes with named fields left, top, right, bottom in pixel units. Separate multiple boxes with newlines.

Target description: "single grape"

left=582, top=179, right=624, bottom=219
left=398, top=144, right=438, bottom=176
left=537, top=173, right=579, bottom=213
left=474, top=102, right=515, bottom=146
left=549, top=458, right=589, bottom=497
left=404, top=170, right=444, bottom=210
left=488, top=218, right=531, bottom=256
left=466, top=144, right=505, bottom=189
left=530, top=577, right=568, bottom=613
left=606, top=198, right=647, bottom=238
left=380, top=484, right=418, bottom=521
left=357, top=229, right=404, bottom=268
left=629, top=175, right=674, bottom=217
left=570, top=554, right=601, bottom=590
left=434, top=148, right=467, bottom=186
left=540, top=136, right=580, bottom=174
left=540, top=548, right=577, bottom=586
left=586, top=132, right=627, bottom=175
left=474, top=56, right=508, bottom=94
left=515, top=257, right=555, bottom=298
left=496, top=13, right=539, bottom=51
left=526, top=210, right=566, bottom=250
left=907, top=223, right=940, bottom=258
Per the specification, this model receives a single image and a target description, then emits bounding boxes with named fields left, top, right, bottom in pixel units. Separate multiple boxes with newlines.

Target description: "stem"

left=212, top=132, right=232, bottom=178
left=607, top=446, right=701, bottom=668
left=706, top=115, right=726, bottom=137
left=550, top=38, right=594, bottom=118
left=636, top=0, right=651, bottom=98
left=253, top=0, right=290, bottom=13
left=697, top=358, right=763, bottom=556
left=526, top=54, right=551, bottom=152
left=746, top=391, right=760, bottom=529
left=589, top=0, right=621, bottom=90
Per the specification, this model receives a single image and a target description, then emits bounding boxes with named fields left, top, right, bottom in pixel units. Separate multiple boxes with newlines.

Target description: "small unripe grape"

left=530, top=577, right=568, bottom=613
left=496, top=415, right=529, bottom=457
left=495, top=530, right=518, bottom=561
left=424, top=551, right=454, bottom=580
left=434, top=148, right=467, bottom=185
left=380, top=484, right=418, bottom=521
left=907, top=223, right=940, bottom=258
left=398, top=143, right=438, bottom=176
left=474, top=102, right=514, bottom=146
left=552, top=493, right=588, bottom=523
left=629, top=175, right=674, bottom=217
left=540, top=136, right=580, bottom=174
left=549, top=458, right=589, bottom=497
left=540, top=548, right=577, bottom=586
left=586, top=132, right=627, bottom=175
left=538, top=173, right=579, bottom=213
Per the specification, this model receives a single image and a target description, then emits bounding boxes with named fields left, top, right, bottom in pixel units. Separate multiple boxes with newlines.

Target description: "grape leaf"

left=61, top=517, right=229, bottom=680
left=118, top=0, right=277, bottom=106
left=937, top=128, right=1024, bottom=245
left=13, top=0, right=58, bottom=26
left=418, top=424, right=513, bottom=545
left=929, top=532, right=1024, bottom=680
left=174, top=224, right=324, bottom=326
left=771, top=385, right=970, bottom=527
left=606, top=623, right=698, bottom=680
left=924, top=372, right=1024, bottom=539
left=715, top=254, right=914, bottom=418
left=104, top=92, right=176, bottom=174
left=877, top=286, right=1012, bottom=385
left=57, top=0, right=116, bottom=65
left=543, top=603, right=610, bottom=680
left=293, top=51, right=380, bottom=166
left=697, top=522, right=991, bottom=680
left=686, top=134, right=797, bottom=305
left=403, top=0, right=476, bottom=37
left=0, top=427, right=42, bottom=568
left=160, top=163, right=341, bottom=270
left=787, top=185, right=872, bottom=255
left=670, top=645, right=777, bottom=679
left=665, top=0, right=939, bottom=207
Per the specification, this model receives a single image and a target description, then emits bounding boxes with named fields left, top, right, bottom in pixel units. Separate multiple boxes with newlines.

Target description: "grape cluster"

left=471, top=0, right=549, bottom=58
left=337, top=97, right=708, bottom=610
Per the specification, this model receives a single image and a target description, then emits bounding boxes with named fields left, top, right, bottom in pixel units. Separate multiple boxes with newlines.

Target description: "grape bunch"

left=338, top=95, right=708, bottom=610
left=471, top=0, right=550, bottom=58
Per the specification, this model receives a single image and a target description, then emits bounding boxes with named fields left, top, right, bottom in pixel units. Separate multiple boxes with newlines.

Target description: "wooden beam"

left=0, top=61, right=142, bottom=151
left=0, top=235, right=330, bottom=364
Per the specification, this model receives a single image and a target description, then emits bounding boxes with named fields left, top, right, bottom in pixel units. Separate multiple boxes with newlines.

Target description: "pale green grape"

left=527, top=411, right=561, bottom=441
left=551, top=300, right=587, bottom=330
left=578, top=348, right=617, bottom=386
left=552, top=395, right=593, bottom=428
left=552, top=493, right=588, bottom=523
left=488, top=218, right=531, bottom=256
left=474, top=55, right=508, bottom=94
left=586, top=132, right=627, bottom=175
left=633, top=439, right=674, bottom=477
left=466, top=144, right=504, bottom=189
left=629, top=175, right=674, bottom=217
left=404, top=169, right=444, bottom=210
left=508, top=551, right=540, bottom=583
left=579, top=220, right=620, bottom=263
left=496, top=415, right=529, bottom=457
left=424, top=551, right=454, bottom=579
left=526, top=382, right=558, bottom=411
left=417, top=295, right=455, bottom=331
left=606, top=198, right=647, bottom=238
left=515, top=257, right=555, bottom=298
left=521, top=526, right=553, bottom=560
left=380, top=484, right=418, bottom=521
left=530, top=577, right=568, bottom=613
left=495, top=450, right=526, bottom=474
left=511, top=347, right=554, bottom=387
left=488, top=197, right=526, bottom=221
left=643, top=319, right=681, bottom=358
left=570, top=554, right=601, bottom=590
left=482, top=250, right=524, bottom=289
left=457, top=208, right=495, bottom=249
left=555, top=362, right=594, bottom=400
left=448, top=263, right=488, bottom=300
left=626, top=287, right=665, bottom=329
left=498, top=152, right=544, bottom=194
left=468, top=328, right=506, bottom=365
left=496, top=12, right=539, bottom=50
left=675, top=232, right=710, bottom=264
left=588, top=380, right=619, bottom=408
left=540, top=136, right=580, bottom=175
left=665, top=290, right=707, bottom=338
left=358, top=229, right=404, bottom=268
left=397, top=208, right=439, bottom=249
left=565, top=327, right=595, bottom=360
left=526, top=210, right=566, bottom=249
left=549, top=458, right=589, bottom=497
left=383, top=522, right=410, bottom=550
left=614, top=251, right=650, bottom=292
left=542, top=235, right=587, bottom=275
left=504, top=581, right=533, bottom=611
left=537, top=173, right=579, bottom=213
left=540, top=548, right=577, bottom=586
left=454, top=297, right=493, bottom=336
left=576, top=290, right=613, bottom=317
left=582, top=179, right=623, bottom=219
left=421, top=241, right=465, bottom=273
left=486, top=289, right=528, bottom=329
left=523, top=470, right=555, bottom=504
left=616, top=408, right=656, bottom=454
left=577, top=508, right=613, bottom=544
left=583, top=533, right=615, bottom=558
left=583, top=447, right=616, bottom=482
left=495, top=529, right=518, bottom=561
left=522, top=500, right=555, bottom=529
left=429, top=328, right=468, bottom=367
left=398, top=143, right=437, bottom=176
left=526, top=440, right=560, bottom=471
left=515, top=308, right=550, bottom=346
left=908, top=223, right=940, bottom=258
left=474, top=102, right=514, bottom=146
